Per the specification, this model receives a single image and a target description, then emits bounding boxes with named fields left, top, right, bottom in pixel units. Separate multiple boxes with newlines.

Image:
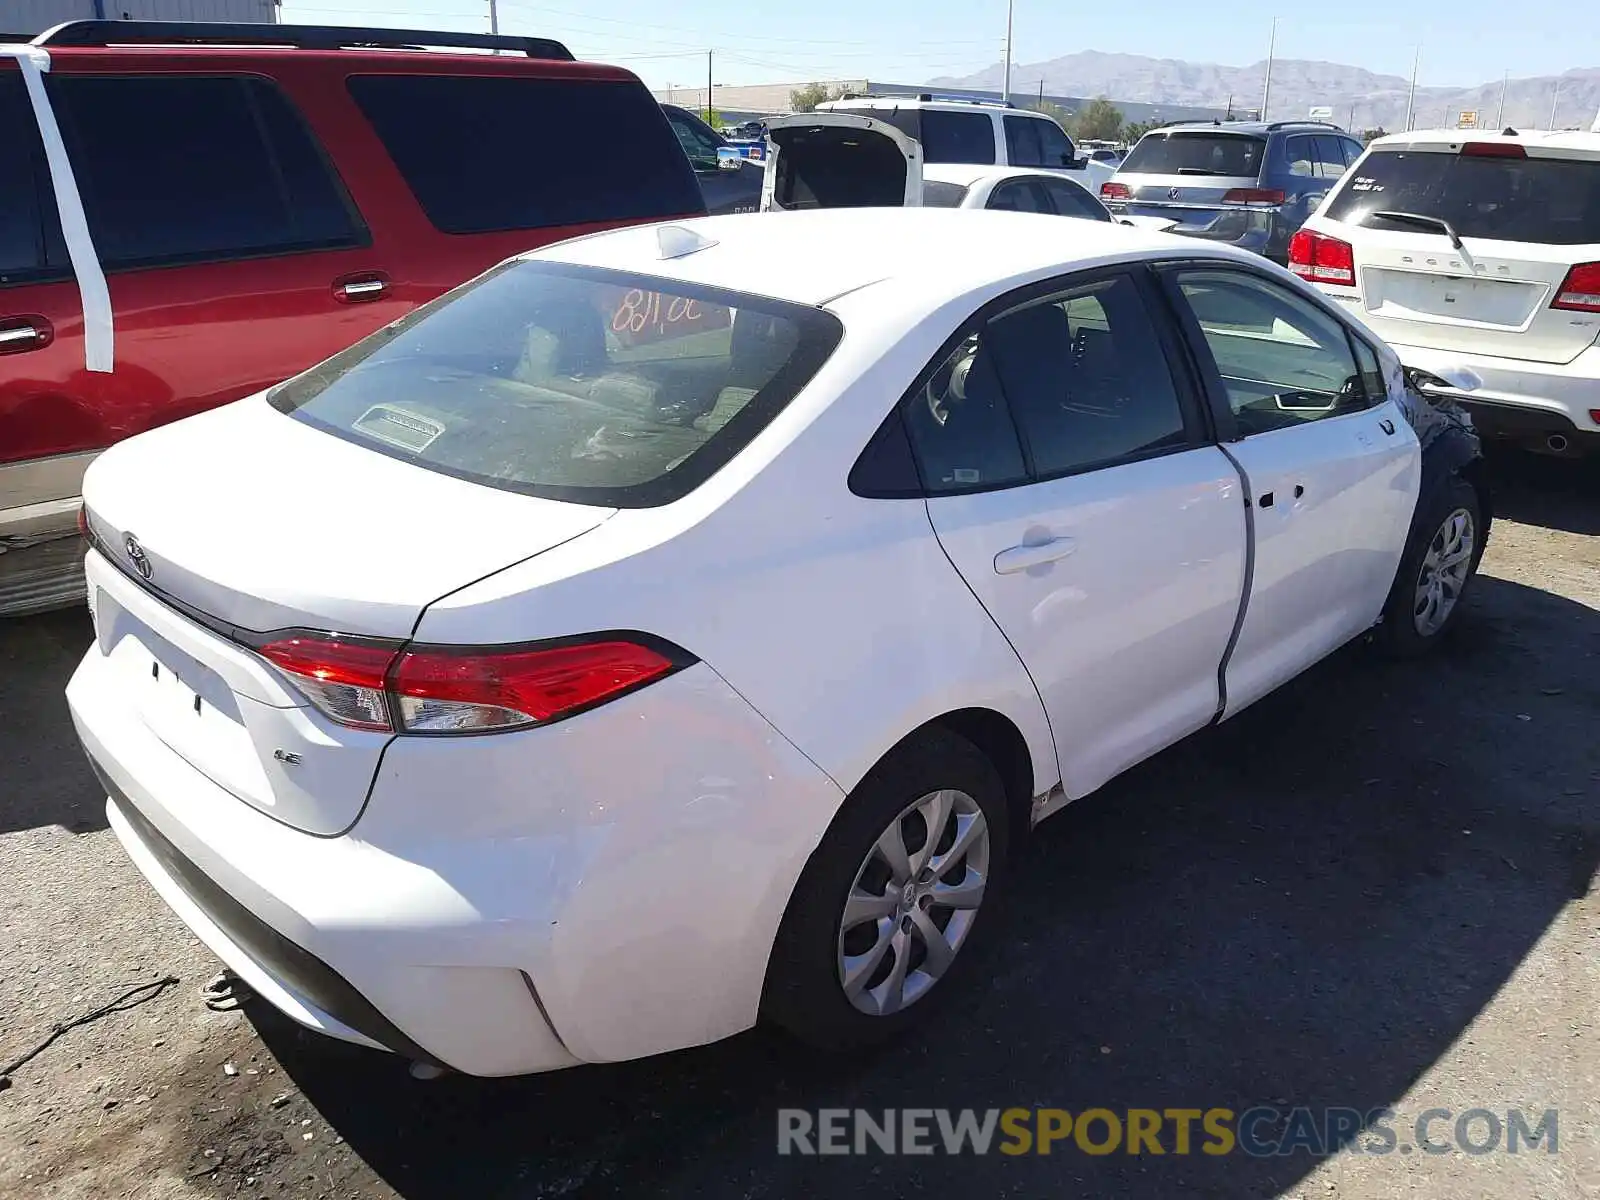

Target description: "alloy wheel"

left=1413, top=507, right=1476, bottom=636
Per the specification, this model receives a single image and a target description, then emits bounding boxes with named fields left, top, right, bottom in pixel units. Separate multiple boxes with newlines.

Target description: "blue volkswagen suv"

left=1100, top=120, right=1366, bottom=263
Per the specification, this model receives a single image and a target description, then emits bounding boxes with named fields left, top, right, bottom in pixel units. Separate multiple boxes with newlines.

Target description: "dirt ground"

left=1, top=447, right=1596, bottom=1200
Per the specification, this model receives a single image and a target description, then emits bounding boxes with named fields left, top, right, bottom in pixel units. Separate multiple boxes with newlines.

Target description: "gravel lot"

left=2, top=448, right=1596, bottom=1200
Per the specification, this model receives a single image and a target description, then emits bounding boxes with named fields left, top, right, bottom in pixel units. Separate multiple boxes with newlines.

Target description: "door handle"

left=994, top=537, right=1075, bottom=575
left=1379, top=418, right=1396, bottom=436
left=332, top=273, right=390, bottom=304
left=0, top=317, right=52, bottom=354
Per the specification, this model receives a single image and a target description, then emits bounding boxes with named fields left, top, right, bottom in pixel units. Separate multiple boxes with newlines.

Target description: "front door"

left=907, top=269, right=1248, bottom=798
left=1162, top=265, right=1420, bottom=718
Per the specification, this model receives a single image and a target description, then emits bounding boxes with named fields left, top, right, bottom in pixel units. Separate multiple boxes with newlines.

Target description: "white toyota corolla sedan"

left=69, top=208, right=1488, bottom=1077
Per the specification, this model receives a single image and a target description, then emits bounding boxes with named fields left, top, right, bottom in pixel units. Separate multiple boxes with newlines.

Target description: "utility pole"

left=1347, top=102, right=1356, bottom=130
left=706, top=49, right=713, bottom=125
left=1549, top=77, right=1561, bottom=128
left=488, top=0, right=498, bottom=35
left=1038, top=78, right=1044, bottom=108
left=1002, top=0, right=1014, bottom=103
left=1260, top=17, right=1278, bottom=122
left=1225, top=93, right=1233, bottom=120
left=1408, top=45, right=1420, bottom=132
left=1495, top=70, right=1508, bottom=127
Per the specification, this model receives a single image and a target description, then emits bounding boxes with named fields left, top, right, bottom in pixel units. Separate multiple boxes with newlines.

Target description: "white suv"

left=816, top=94, right=1114, bottom=190
left=1293, top=129, right=1600, bottom=456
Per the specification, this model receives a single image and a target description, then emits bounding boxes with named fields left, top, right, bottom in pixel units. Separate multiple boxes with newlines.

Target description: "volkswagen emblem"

left=1168, top=186, right=1181, bottom=200
left=124, top=533, right=153, bottom=581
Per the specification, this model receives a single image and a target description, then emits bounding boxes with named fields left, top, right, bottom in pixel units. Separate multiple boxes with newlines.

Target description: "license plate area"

left=1364, top=269, right=1541, bottom=329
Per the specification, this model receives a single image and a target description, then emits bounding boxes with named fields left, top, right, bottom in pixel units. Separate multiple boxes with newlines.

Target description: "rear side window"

left=0, top=72, right=67, bottom=284
left=1121, top=132, right=1265, bottom=177
left=349, top=75, right=704, bottom=234
left=1004, top=115, right=1045, bottom=166
left=919, top=110, right=996, bottom=165
left=1324, top=148, right=1600, bottom=245
left=987, top=179, right=1050, bottom=213
left=46, top=74, right=363, bottom=271
left=270, top=262, right=841, bottom=508
left=984, top=275, right=1192, bottom=476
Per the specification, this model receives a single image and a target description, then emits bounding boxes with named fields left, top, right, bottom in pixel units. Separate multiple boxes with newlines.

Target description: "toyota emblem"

left=1168, top=186, right=1181, bottom=200
left=124, top=533, right=153, bottom=581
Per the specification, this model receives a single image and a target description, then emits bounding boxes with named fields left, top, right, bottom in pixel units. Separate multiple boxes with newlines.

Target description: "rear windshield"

left=922, top=180, right=971, bottom=207
left=348, top=75, right=704, bottom=234
left=1324, top=148, right=1600, bottom=245
left=269, top=262, right=842, bottom=507
left=1120, top=132, right=1266, bottom=177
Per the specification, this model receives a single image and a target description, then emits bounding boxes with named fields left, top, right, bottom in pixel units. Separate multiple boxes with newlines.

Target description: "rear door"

left=1161, top=264, right=1419, bottom=717
left=0, top=65, right=88, bottom=519
left=906, top=268, right=1248, bottom=798
left=38, top=67, right=405, bottom=450
left=1317, top=141, right=1600, bottom=363
left=1110, top=130, right=1269, bottom=227
left=761, top=114, right=922, bottom=211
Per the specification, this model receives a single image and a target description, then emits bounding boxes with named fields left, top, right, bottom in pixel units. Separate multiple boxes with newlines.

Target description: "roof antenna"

left=656, top=225, right=718, bottom=260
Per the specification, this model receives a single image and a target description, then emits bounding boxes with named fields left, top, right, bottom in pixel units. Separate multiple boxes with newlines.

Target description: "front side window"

left=983, top=275, right=1192, bottom=476
left=349, top=75, right=703, bottom=234
left=919, top=110, right=996, bottom=165
left=46, top=74, right=363, bottom=271
left=1172, top=268, right=1367, bottom=435
left=271, top=262, right=841, bottom=507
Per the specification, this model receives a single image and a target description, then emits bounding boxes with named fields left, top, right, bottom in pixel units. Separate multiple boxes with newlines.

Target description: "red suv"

left=0, top=21, right=704, bottom=615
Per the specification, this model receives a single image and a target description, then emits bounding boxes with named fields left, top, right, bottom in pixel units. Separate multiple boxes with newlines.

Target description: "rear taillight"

left=1221, top=187, right=1285, bottom=207
left=1552, top=262, right=1600, bottom=313
left=1100, top=181, right=1131, bottom=200
left=255, top=633, right=685, bottom=735
left=1288, top=229, right=1356, bottom=286
left=1461, top=141, right=1526, bottom=158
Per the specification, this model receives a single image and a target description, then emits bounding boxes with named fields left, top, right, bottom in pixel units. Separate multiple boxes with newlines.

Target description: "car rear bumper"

left=1371, top=336, right=1600, bottom=451
left=69, top=632, right=846, bottom=1075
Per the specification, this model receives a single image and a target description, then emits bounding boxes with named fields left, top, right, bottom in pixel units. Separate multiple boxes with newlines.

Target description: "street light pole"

left=1495, top=70, right=1508, bottom=127
left=1549, top=77, right=1562, bottom=128
left=706, top=49, right=713, bottom=125
left=1404, top=45, right=1421, bottom=132
left=1260, top=17, right=1278, bottom=122
left=1002, top=0, right=1014, bottom=103
left=488, top=0, right=498, bottom=35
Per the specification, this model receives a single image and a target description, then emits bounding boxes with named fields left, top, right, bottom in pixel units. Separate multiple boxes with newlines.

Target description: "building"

left=2, top=0, right=274, bottom=36
left=653, top=79, right=1227, bottom=126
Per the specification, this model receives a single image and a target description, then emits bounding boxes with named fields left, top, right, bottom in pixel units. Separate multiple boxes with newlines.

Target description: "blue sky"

left=281, top=0, right=1595, bottom=91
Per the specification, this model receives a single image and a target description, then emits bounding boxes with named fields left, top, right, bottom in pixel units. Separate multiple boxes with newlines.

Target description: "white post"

left=1260, top=17, right=1278, bottom=122
left=1002, top=0, right=1014, bottom=103
left=1404, top=46, right=1420, bottom=131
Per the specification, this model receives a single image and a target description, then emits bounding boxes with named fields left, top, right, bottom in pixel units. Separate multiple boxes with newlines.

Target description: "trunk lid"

left=1107, top=130, right=1270, bottom=231
left=82, top=395, right=613, bottom=638
left=760, top=113, right=923, bottom=212
left=1319, top=139, right=1600, bottom=364
left=82, top=397, right=613, bottom=836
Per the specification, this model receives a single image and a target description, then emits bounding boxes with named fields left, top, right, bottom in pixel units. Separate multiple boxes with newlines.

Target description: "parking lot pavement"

left=1, top=449, right=1595, bottom=1200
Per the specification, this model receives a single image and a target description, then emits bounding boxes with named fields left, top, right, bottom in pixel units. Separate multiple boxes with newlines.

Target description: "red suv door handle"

left=0, top=316, right=53, bottom=355
left=332, top=273, right=390, bottom=304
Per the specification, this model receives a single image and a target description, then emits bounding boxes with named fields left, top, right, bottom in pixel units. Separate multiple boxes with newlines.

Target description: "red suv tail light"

left=1288, top=229, right=1356, bottom=286
left=1552, top=262, right=1600, bottom=313
left=255, top=632, right=687, bottom=735
left=1221, top=187, right=1286, bottom=207
left=1461, top=141, right=1527, bottom=158
left=1100, top=181, right=1132, bottom=200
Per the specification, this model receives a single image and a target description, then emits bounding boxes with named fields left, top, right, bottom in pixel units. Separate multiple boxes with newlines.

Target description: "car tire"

left=762, top=728, right=1012, bottom=1051
left=1376, top=476, right=1484, bottom=658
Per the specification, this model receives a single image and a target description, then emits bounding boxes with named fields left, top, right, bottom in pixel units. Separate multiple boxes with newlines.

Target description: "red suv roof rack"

left=32, top=20, right=574, bottom=61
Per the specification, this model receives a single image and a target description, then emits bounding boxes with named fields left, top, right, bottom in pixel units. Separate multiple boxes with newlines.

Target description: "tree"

left=1072, top=96, right=1124, bottom=142
left=790, top=82, right=844, bottom=113
left=1359, top=127, right=1389, bottom=143
left=1121, top=119, right=1161, bottom=144
left=1028, top=100, right=1074, bottom=127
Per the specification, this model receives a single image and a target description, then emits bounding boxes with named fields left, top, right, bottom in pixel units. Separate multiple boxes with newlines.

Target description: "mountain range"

left=930, top=52, right=1600, bottom=132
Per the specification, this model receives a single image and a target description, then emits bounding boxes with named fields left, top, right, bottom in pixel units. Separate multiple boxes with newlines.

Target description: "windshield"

left=1324, top=148, right=1600, bottom=245
left=1120, top=132, right=1266, bottom=177
left=270, top=262, right=842, bottom=508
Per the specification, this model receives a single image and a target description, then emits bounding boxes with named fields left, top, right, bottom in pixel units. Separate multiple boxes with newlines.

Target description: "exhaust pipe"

left=1547, top=433, right=1569, bottom=453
